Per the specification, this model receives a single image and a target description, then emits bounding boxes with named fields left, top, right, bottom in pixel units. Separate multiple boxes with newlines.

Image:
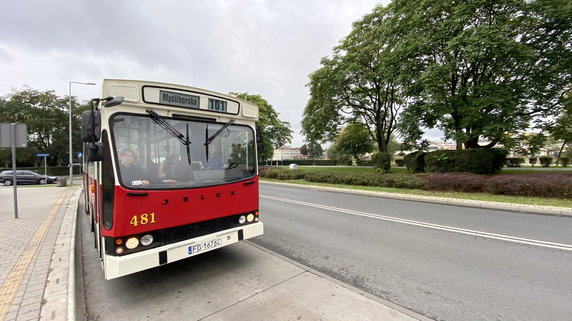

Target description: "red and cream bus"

left=81, top=79, right=263, bottom=279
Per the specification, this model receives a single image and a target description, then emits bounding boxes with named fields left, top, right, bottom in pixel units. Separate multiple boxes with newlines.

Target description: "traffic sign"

left=37, top=153, right=49, bottom=157
left=0, top=123, right=27, bottom=148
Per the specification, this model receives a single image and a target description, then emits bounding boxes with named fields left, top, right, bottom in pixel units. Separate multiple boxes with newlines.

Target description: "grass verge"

left=261, top=178, right=572, bottom=208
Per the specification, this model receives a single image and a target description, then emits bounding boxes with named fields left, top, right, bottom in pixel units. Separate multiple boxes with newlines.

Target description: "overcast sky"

left=1, top=0, right=445, bottom=147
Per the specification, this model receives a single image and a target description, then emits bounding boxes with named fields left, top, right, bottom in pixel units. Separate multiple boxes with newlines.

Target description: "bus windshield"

left=111, top=113, right=256, bottom=189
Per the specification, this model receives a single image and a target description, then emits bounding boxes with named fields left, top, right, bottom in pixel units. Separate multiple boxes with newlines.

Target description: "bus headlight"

left=125, top=237, right=139, bottom=249
left=238, top=215, right=247, bottom=224
left=141, top=234, right=154, bottom=246
left=247, top=213, right=254, bottom=222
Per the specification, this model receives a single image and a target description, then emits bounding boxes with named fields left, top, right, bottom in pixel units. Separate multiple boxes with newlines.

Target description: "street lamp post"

left=69, top=81, right=96, bottom=185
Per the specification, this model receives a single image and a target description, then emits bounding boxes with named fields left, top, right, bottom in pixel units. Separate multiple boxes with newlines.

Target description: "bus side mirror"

left=81, top=110, right=101, bottom=142
left=87, top=142, right=104, bottom=162
left=104, top=96, right=124, bottom=107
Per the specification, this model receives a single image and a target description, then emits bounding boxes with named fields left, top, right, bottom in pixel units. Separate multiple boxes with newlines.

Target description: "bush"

left=372, top=152, right=392, bottom=173
left=484, top=173, right=572, bottom=198
left=313, top=159, right=338, bottom=166
left=506, top=157, right=525, bottom=167
left=395, top=159, right=405, bottom=167
left=304, top=172, right=425, bottom=189
left=529, top=157, right=538, bottom=167
left=421, top=172, right=572, bottom=198
left=278, top=159, right=314, bottom=166
left=560, top=157, right=569, bottom=167
left=259, top=167, right=306, bottom=180
left=356, top=160, right=374, bottom=166
left=421, top=173, right=487, bottom=193
left=539, top=156, right=553, bottom=167
left=265, top=159, right=339, bottom=166
left=424, top=149, right=507, bottom=174
left=404, top=151, right=426, bottom=173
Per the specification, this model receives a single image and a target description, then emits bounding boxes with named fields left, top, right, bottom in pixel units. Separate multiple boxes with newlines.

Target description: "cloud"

left=0, top=0, right=387, bottom=146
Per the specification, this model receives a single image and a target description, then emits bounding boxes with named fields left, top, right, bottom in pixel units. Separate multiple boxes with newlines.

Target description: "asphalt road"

left=251, top=183, right=572, bottom=321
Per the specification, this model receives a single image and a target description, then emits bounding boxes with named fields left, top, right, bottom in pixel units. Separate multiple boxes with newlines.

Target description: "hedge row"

left=422, top=173, right=572, bottom=198
left=260, top=167, right=572, bottom=198
left=260, top=167, right=425, bottom=189
left=264, top=159, right=340, bottom=166
left=404, top=149, right=507, bottom=174
left=304, top=172, right=426, bottom=189
left=506, top=158, right=525, bottom=167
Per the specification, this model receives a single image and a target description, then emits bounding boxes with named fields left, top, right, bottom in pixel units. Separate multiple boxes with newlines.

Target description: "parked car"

left=0, top=170, right=59, bottom=186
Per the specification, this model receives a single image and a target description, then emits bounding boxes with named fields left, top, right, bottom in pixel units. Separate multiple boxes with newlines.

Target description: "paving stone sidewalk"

left=0, top=185, right=81, bottom=321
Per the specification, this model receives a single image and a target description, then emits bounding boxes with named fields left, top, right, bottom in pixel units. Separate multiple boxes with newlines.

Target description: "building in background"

left=272, top=147, right=308, bottom=160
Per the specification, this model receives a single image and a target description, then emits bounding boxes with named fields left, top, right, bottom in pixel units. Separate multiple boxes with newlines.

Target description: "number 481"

left=130, top=213, right=156, bottom=227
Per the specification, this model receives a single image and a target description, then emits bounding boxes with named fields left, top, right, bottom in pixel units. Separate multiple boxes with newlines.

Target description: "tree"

left=333, top=123, right=374, bottom=161
left=0, top=87, right=87, bottom=167
left=300, top=144, right=309, bottom=156
left=326, top=144, right=352, bottom=165
left=515, top=132, right=547, bottom=157
left=229, top=93, right=293, bottom=161
left=302, top=4, right=403, bottom=153
left=300, top=143, right=324, bottom=158
left=307, top=142, right=324, bottom=159
left=396, top=0, right=572, bottom=149
left=546, top=91, right=572, bottom=163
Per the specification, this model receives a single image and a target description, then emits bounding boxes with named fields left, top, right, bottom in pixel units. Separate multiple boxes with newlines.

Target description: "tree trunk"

left=557, top=141, right=567, bottom=166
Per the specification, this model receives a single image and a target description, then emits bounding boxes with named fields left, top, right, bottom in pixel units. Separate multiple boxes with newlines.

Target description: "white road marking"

left=261, top=194, right=572, bottom=252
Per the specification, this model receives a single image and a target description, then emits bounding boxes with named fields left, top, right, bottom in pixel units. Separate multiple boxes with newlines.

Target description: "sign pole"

left=44, top=156, right=47, bottom=176
left=11, top=123, right=18, bottom=219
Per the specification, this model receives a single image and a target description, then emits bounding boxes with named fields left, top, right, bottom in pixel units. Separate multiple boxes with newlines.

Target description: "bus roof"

left=101, top=79, right=259, bottom=121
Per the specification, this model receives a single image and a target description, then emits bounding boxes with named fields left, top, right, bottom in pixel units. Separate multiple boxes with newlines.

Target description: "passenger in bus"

left=119, top=149, right=153, bottom=186
left=144, top=151, right=160, bottom=178
left=159, top=154, right=192, bottom=181
left=120, top=150, right=176, bottom=186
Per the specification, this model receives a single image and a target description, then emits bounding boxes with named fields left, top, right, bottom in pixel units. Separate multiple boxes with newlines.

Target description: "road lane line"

left=0, top=188, right=70, bottom=321
left=261, top=194, right=572, bottom=252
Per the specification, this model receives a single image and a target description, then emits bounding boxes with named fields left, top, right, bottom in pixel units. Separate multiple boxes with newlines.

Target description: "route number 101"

left=130, top=213, right=156, bottom=227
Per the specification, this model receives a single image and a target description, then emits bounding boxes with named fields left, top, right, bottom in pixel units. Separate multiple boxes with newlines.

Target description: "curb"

left=261, top=181, right=572, bottom=217
left=39, top=186, right=81, bottom=321
left=67, top=189, right=79, bottom=321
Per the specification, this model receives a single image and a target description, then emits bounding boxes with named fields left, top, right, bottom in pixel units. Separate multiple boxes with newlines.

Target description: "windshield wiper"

left=204, top=119, right=234, bottom=162
left=146, top=110, right=192, bottom=165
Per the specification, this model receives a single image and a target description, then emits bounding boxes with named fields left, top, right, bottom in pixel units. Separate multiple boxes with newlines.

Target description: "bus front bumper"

left=103, top=222, right=263, bottom=280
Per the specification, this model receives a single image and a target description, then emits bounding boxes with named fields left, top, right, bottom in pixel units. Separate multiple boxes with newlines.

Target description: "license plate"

left=188, top=238, right=222, bottom=255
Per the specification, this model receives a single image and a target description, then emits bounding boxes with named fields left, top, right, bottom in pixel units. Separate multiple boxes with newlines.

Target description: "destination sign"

left=159, top=90, right=199, bottom=109
left=208, top=98, right=227, bottom=112
left=142, top=86, right=241, bottom=115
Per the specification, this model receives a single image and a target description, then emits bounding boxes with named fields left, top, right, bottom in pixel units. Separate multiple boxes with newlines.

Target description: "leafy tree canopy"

left=396, top=0, right=572, bottom=149
left=300, top=144, right=309, bottom=156
left=229, top=92, right=293, bottom=161
left=307, top=142, right=324, bottom=158
left=0, top=87, right=88, bottom=167
left=333, top=123, right=374, bottom=161
left=302, top=4, right=403, bottom=153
